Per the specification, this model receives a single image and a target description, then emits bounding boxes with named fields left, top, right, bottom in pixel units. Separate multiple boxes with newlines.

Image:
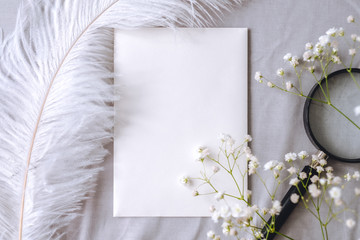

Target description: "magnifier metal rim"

left=303, top=68, right=360, bottom=163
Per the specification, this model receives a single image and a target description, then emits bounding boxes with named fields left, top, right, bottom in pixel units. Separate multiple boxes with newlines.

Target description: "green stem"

left=348, top=69, right=360, bottom=90
left=230, top=171, right=243, bottom=197
left=273, top=230, right=295, bottom=240
left=274, top=86, right=328, bottom=104
left=294, top=66, right=303, bottom=94
left=320, top=60, right=331, bottom=101
left=324, top=225, right=329, bottom=240
left=330, top=103, right=360, bottom=130
left=255, top=173, right=273, bottom=198
left=311, top=72, right=331, bottom=104
left=319, top=221, right=325, bottom=240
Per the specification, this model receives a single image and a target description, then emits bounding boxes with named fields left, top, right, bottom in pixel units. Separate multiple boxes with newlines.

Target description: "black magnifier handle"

left=261, top=151, right=327, bottom=240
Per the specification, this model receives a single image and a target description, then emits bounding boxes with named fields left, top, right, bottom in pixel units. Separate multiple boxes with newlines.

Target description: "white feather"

left=0, top=0, right=242, bottom=239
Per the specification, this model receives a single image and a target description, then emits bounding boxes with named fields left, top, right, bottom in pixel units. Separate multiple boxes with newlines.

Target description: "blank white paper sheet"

left=114, top=28, right=248, bottom=217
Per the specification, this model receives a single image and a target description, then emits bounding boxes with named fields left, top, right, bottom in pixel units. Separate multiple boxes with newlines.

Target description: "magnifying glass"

left=262, top=68, right=360, bottom=239
left=304, top=68, right=360, bottom=162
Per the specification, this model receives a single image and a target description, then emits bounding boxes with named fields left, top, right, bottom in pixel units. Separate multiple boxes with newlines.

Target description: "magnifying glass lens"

left=307, top=70, right=360, bottom=161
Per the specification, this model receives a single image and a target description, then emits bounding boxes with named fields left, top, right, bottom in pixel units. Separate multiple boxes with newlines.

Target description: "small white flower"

left=347, top=15, right=355, bottom=23
left=249, top=168, right=256, bottom=177
left=326, top=166, right=334, bottom=172
left=275, top=162, right=285, bottom=171
left=314, top=43, right=323, bottom=54
left=248, top=156, right=259, bottom=175
left=229, top=228, right=238, bottom=236
left=346, top=219, right=356, bottom=229
left=305, top=42, right=313, bottom=50
left=219, top=133, right=235, bottom=146
left=331, top=41, right=339, bottom=50
left=303, top=50, right=314, bottom=62
left=251, top=205, right=259, bottom=212
left=219, top=205, right=231, bottom=218
left=254, top=71, right=263, bottom=82
left=243, top=146, right=252, bottom=155
left=334, top=199, right=343, bottom=206
left=298, top=151, right=309, bottom=160
left=289, top=178, right=300, bottom=186
left=242, top=206, right=255, bottom=220
left=355, top=187, right=360, bottom=196
left=244, top=134, right=252, bottom=142
left=267, top=81, right=275, bottom=88
left=283, top=53, right=292, bottom=61
left=326, top=27, right=337, bottom=37
left=211, top=210, right=221, bottom=222
left=285, top=81, right=294, bottom=91
left=192, top=190, right=199, bottom=196
left=344, top=173, right=352, bottom=181
left=231, top=204, right=243, bottom=218
left=254, top=231, right=263, bottom=239
left=212, top=166, right=220, bottom=173
left=332, top=48, right=338, bottom=55
left=222, top=222, right=231, bottom=236
left=319, top=178, right=327, bottom=185
left=285, top=152, right=297, bottom=162
left=354, top=105, right=360, bottom=116
left=332, top=176, right=342, bottom=185
left=290, top=56, right=299, bottom=67
left=337, top=27, right=345, bottom=37
left=227, top=138, right=235, bottom=147
left=353, top=171, right=360, bottom=181
left=179, top=176, right=190, bottom=185
left=349, top=48, right=357, bottom=56
left=221, top=222, right=230, bottom=229
left=290, top=193, right=300, bottom=204
left=207, top=230, right=216, bottom=239
left=287, top=166, right=298, bottom=175
left=269, top=200, right=282, bottom=216
left=276, top=68, right=285, bottom=77
left=308, top=184, right=321, bottom=198
left=194, top=146, right=210, bottom=161
left=261, top=207, right=269, bottom=215
left=329, top=187, right=342, bottom=200
left=308, top=66, right=315, bottom=73
left=209, top=205, right=216, bottom=213
left=319, top=35, right=330, bottom=46
left=245, top=189, right=252, bottom=198
left=250, top=155, right=258, bottom=163
left=299, top=172, right=307, bottom=180
left=319, top=159, right=327, bottom=166
left=219, top=133, right=230, bottom=142
left=215, top=191, right=225, bottom=201
left=331, top=55, right=341, bottom=64
left=311, top=175, right=319, bottom=183
left=351, top=34, right=357, bottom=41
left=316, top=166, right=324, bottom=173
left=264, top=160, right=278, bottom=171
left=312, top=154, right=319, bottom=163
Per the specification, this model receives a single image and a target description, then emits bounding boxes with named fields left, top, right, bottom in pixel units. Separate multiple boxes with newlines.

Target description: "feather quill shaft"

left=0, top=0, right=242, bottom=239
left=18, top=2, right=120, bottom=238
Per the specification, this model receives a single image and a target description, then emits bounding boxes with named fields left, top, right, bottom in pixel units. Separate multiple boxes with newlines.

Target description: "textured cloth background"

left=1, top=0, right=360, bottom=239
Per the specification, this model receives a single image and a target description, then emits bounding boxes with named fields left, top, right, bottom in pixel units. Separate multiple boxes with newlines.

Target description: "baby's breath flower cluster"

left=182, top=135, right=359, bottom=240
left=255, top=15, right=360, bottom=131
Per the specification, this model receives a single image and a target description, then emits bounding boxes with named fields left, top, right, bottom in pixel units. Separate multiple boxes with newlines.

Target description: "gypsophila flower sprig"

left=255, top=15, right=360, bottom=131
left=182, top=135, right=359, bottom=240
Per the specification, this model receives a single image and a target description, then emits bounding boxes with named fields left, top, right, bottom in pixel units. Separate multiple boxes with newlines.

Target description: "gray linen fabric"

left=1, top=0, right=359, bottom=239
